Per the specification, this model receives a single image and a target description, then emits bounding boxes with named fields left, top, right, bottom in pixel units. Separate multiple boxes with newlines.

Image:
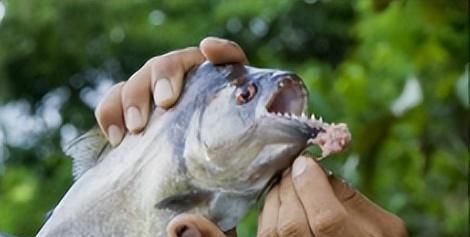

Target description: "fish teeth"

left=311, top=114, right=316, bottom=120
left=301, top=112, right=307, bottom=118
left=319, top=117, right=323, bottom=122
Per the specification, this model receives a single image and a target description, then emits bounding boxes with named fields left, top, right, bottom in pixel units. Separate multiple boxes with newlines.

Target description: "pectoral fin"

left=62, top=127, right=110, bottom=180
left=209, top=192, right=254, bottom=232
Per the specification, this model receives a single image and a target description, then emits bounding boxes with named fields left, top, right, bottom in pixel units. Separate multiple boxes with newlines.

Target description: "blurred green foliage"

left=0, top=0, right=468, bottom=236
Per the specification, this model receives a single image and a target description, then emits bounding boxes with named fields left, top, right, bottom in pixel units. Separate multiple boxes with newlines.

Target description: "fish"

left=36, top=62, right=351, bottom=237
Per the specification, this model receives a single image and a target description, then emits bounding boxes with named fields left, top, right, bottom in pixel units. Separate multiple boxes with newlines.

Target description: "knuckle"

left=168, top=47, right=203, bottom=66
left=292, top=174, right=310, bottom=191
left=258, top=227, right=277, bottom=237
left=144, top=56, right=160, bottom=66
left=108, top=81, right=125, bottom=94
left=151, top=55, right=176, bottom=70
left=312, top=208, right=347, bottom=235
left=277, top=221, right=305, bottom=237
left=179, top=46, right=199, bottom=53
left=144, top=56, right=160, bottom=67
left=94, top=82, right=125, bottom=122
left=144, top=56, right=171, bottom=70
left=387, top=215, right=408, bottom=237
left=94, top=103, right=117, bottom=122
left=94, top=104, right=103, bottom=118
left=94, top=106, right=102, bottom=123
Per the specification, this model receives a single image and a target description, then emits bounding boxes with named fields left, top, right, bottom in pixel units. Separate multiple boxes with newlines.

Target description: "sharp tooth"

left=319, top=117, right=323, bottom=122
left=311, top=114, right=316, bottom=120
left=293, top=114, right=299, bottom=120
left=301, top=112, right=306, bottom=118
left=276, top=112, right=282, bottom=116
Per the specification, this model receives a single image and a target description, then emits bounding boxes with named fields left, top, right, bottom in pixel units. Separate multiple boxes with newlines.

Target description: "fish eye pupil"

left=236, top=83, right=257, bottom=105
left=241, top=90, right=250, bottom=99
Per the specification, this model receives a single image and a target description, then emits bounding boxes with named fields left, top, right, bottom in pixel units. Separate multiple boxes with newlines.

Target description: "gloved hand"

left=166, top=157, right=408, bottom=237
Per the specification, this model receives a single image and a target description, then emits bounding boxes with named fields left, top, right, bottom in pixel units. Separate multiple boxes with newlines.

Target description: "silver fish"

left=37, top=62, right=351, bottom=237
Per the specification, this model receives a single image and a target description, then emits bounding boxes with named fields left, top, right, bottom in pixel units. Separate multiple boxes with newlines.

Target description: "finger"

left=329, top=177, right=408, bottom=237
left=225, top=228, right=238, bottom=237
left=291, top=157, right=348, bottom=237
left=277, top=170, right=312, bottom=237
left=200, top=37, right=248, bottom=65
left=121, top=68, right=151, bottom=133
left=147, top=47, right=205, bottom=108
left=95, top=82, right=125, bottom=146
left=167, top=214, right=227, bottom=237
left=258, top=185, right=280, bottom=237
left=257, top=213, right=263, bottom=236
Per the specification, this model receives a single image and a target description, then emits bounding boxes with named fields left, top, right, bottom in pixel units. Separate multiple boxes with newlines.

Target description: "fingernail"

left=154, top=78, right=174, bottom=106
left=292, top=157, right=307, bottom=177
left=108, top=125, right=123, bottom=147
left=126, top=106, right=143, bottom=132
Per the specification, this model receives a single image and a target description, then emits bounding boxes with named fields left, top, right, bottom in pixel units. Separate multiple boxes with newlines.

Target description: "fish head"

left=183, top=62, right=343, bottom=193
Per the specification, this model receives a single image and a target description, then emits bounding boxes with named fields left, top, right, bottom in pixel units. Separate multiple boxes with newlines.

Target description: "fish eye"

left=235, top=83, right=257, bottom=105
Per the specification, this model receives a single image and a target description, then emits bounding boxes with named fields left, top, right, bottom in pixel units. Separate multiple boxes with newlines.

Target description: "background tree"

left=0, top=0, right=467, bottom=236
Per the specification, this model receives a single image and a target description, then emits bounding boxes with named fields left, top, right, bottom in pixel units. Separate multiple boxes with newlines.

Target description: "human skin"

left=94, top=37, right=408, bottom=237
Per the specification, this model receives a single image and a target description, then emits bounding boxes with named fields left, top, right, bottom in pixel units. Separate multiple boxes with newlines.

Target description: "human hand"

left=165, top=157, right=408, bottom=237
left=257, top=156, right=408, bottom=237
left=166, top=214, right=237, bottom=237
left=94, top=37, right=247, bottom=146
left=94, top=38, right=407, bottom=237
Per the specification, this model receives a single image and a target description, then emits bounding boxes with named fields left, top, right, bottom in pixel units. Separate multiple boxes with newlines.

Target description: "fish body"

left=37, top=62, right=351, bottom=237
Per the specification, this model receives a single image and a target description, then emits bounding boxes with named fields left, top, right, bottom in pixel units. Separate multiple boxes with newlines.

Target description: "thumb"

left=167, top=214, right=233, bottom=237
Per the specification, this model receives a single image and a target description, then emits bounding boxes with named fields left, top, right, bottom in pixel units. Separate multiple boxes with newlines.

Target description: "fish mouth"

left=264, top=75, right=325, bottom=142
left=265, top=75, right=308, bottom=116
left=263, top=74, right=351, bottom=158
left=255, top=74, right=351, bottom=200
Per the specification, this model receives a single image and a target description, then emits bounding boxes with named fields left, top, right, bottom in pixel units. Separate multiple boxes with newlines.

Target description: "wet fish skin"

left=37, top=62, right=350, bottom=237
